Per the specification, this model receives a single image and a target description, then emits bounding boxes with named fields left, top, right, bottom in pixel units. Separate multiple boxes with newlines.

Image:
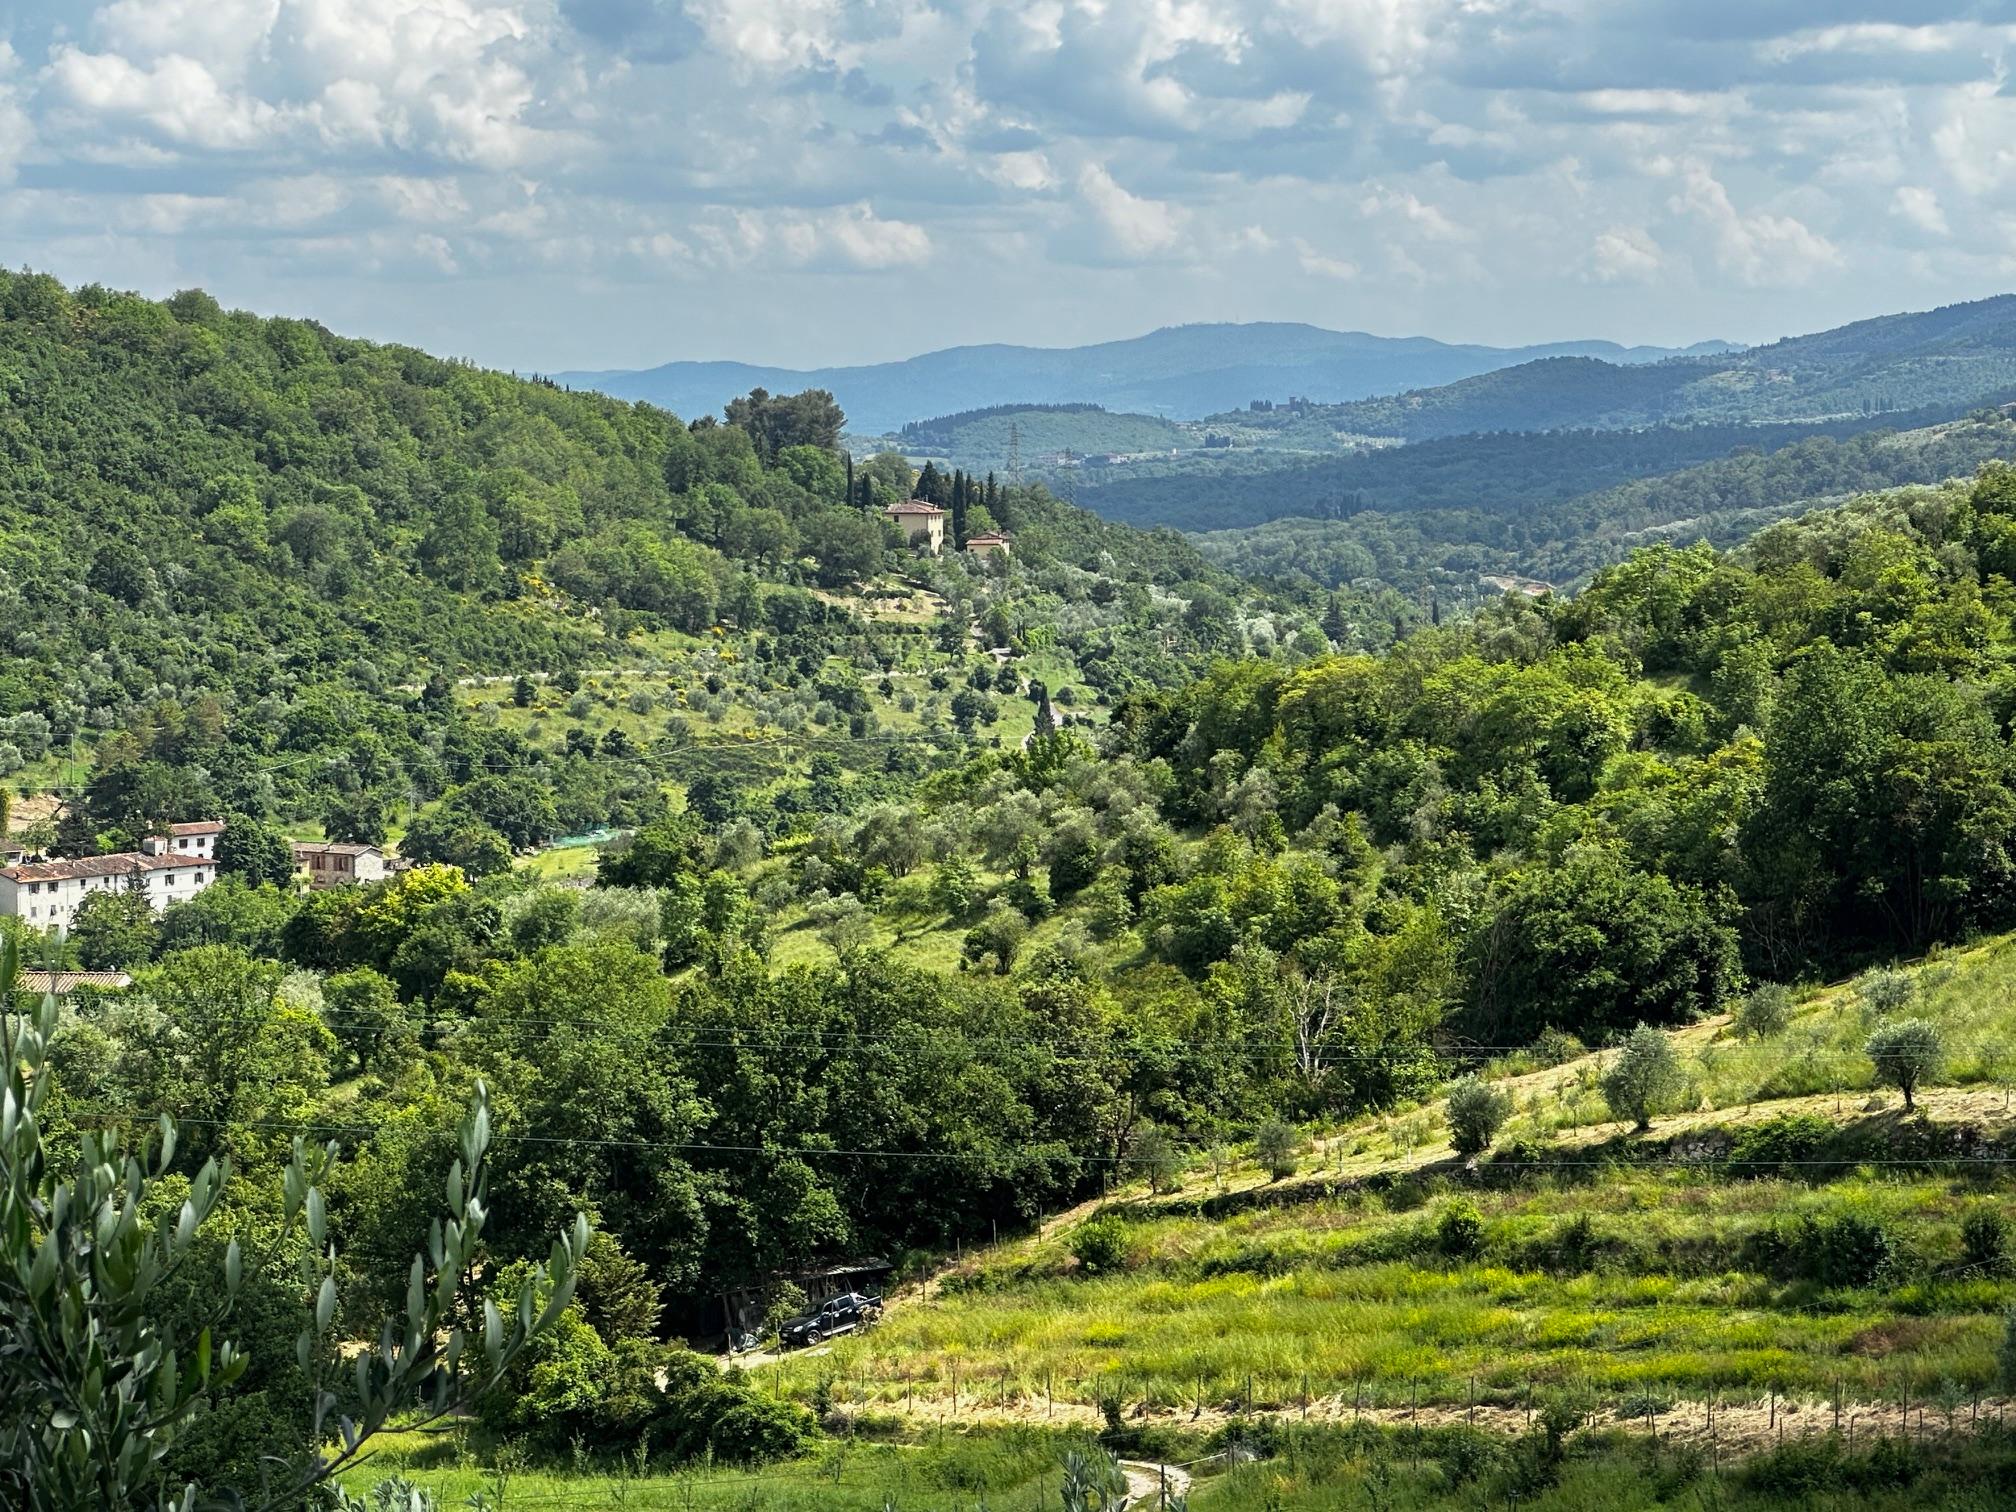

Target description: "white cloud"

left=48, top=47, right=281, bottom=149
left=1077, top=163, right=1187, bottom=257
left=986, top=149, right=1057, bottom=192
left=1359, top=186, right=1468, bottom=242
left=0, top=44, right=30, bottom=183
left=1932, top=83, right=2016, bottom=196
left=692, top=201, right=932, bottom=272
left=1293, top=237, right=1357, bottom=281
left=1667, top=162, right=1842, bottom=288
left=1891, top=184, right=1948, bottom=236
left=1590, top=224, right=1662, bottom=282
left=824, top=202, right=933, bottom=268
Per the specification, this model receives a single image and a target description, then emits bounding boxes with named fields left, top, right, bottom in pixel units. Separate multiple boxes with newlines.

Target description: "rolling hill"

left=556, top=323, right=1725, bottom=433
left=1215, top=294, right=2016, bottom=446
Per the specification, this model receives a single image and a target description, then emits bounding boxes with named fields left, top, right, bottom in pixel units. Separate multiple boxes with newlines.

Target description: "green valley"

left=17, top=273, right=2016, bottom=1510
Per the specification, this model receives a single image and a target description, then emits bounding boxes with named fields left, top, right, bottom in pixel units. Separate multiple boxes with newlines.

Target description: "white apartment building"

left=0, top=823, right=226, bottom=937
left=164, top=819, right=225, bottom=859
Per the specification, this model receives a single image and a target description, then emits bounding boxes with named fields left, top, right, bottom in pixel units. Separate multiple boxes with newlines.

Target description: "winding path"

left=1119, top=1459, right=1194, bottom=1507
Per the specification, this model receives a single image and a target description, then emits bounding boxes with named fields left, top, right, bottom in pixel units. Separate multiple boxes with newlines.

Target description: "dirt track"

left=851, top=1387, right=2014, bottom=1458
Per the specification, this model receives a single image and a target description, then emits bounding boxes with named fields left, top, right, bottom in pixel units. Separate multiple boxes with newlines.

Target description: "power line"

left=46, top=1102, right=2016, bottom=1172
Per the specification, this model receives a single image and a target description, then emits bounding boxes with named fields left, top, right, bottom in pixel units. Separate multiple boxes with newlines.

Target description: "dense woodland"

left=1079, top=407, right=2016, bottom=533
left=17, top=272, right=2016, bottom=1504
left=1190, top=412, right=2016, bottom=611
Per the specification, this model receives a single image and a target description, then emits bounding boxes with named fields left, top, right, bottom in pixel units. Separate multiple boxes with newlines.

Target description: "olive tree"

left=0, top=941, right=589, bottom=1510
left=1866, top=1018, right=1943, bottom=1112
left=1254, top=1119, right=1299, bottom=1182
left=1600, top=1025, right=1685, bottom=1133
left=1445, top=1076, right=1513, bottom=1156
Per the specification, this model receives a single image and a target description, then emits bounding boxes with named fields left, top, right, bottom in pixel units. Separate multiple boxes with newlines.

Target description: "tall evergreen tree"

left=951, top=469, right=970, bottom=547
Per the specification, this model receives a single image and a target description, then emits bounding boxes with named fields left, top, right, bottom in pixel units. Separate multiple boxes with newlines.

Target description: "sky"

left=1, top=1, right=2014, bottom=373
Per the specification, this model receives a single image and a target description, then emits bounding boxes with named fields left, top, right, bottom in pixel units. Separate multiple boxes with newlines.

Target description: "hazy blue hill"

left=892, top=403, right=1184, bottom=464
left=556, top=322, right=1715, bottom=431
left=1239, top=294, right=2016, bottom=445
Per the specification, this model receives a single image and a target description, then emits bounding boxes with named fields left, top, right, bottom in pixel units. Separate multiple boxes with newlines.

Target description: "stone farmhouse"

left=292, top=840, right=393, bottom=890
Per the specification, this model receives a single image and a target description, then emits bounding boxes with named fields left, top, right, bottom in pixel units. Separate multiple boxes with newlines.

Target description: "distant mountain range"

left=1026, top=293, right=2016, bottom=538
left=554, top=323, right=1734, bottom=432
left=1289, top=293, right=2016, bottom=442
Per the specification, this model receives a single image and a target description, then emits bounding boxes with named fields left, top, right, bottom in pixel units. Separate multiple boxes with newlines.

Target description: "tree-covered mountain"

left=558, top=322, right=1723, bottom=433
left=1072, top=407, right=2002, bottom=533
left=1193, top=410, right=2016, bottom=610
left=1203, top=293, right=2016, bottom=446
left=888, top=402, right=1186, bottom=464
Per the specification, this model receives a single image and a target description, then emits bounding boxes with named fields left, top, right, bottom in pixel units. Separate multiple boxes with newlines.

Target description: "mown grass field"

left=753, top=937, right=2016, bottom=1432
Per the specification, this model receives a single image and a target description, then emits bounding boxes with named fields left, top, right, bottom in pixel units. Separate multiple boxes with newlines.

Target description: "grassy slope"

left=337, top=940, right=2016, bottom=1508
left=757, top=935, right=2016, bottom=1428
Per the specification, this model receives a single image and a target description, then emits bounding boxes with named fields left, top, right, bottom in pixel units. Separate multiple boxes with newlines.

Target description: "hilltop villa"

left=884, top=499, right=946, bottom=553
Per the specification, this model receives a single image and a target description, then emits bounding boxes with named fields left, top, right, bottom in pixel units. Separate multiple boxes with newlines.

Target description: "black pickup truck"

left=778, top=1290, right=884, bottom=1348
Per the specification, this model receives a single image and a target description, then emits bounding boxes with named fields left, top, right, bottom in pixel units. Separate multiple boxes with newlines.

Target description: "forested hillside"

left=889, top=403, right=1184, bottom=465
left=1058, top=296, right=2016, bottom=572
left=1232, top=294, right=2016, bottom=444
left=0, top=269, right=1284, bottom=857
left=1194, top=410, right=2016, bottom=608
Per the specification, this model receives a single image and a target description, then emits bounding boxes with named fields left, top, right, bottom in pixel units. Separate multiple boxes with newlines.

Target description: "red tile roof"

left=2, top=851, right=213, bottom=884
left=885, top=499, right=945, bottom=516
left=167, top=821, right=227, bottom=836
left=291, top=841, right=383, bottom=858
left=19, top=970, right=133, bottom=992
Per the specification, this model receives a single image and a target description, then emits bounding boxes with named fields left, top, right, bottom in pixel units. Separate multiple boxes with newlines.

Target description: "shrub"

left=1750, top=1213, right=1893, bottom=1287
left=1553, top=1212, right=1601, bottom=1272
left=1866, top=1019, right=1943, bottom=1111
left=1726, top=1113, right=1833, bottom=1175
left=1532, top=1028, right=1586, bottom=1066
left=961, top=908, right=1028, bottom=974
left=1445, top=1076, right=1513, bottom=1155
left=1600, top=1025, right=1685, bottom=1132
left=1254, top=1120, right=1299, bottom=1181
left=1070, top=1216, right=1130, bottom=1276
left=1435, top=1199, right=1485, bottom=1259
left=1999, top=1307, right=2016, bottom=1393
left=1857, top=967, right=1917, bottom=1019
left=1735, top=983, right=1794, bottom=1040
left=655, top=1370, right=817, bottom=1465
left=1965, top=1208, right=2012, bottom=1275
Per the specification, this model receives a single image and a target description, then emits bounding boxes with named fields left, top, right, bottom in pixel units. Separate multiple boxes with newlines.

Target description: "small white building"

left=162, top=819, right=225, bottom=859
left=0, top=836, right=221, bottom=938
left=293, top=841, right=392, bottom=890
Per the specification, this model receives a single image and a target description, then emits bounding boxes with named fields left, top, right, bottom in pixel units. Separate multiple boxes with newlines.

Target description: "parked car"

left=778, top=1291, right=884, bottom=1348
